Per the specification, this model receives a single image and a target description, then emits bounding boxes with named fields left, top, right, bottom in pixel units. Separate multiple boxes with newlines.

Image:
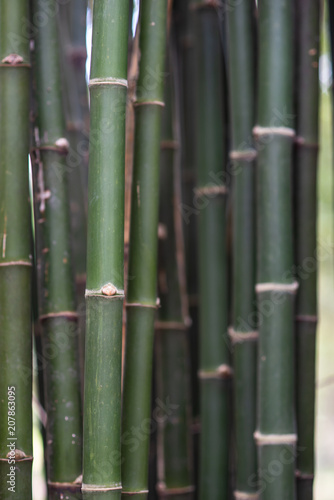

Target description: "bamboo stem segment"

left=294, top=1, right=320, bottom=498
left=32, top=1, right=83, bottom=497
left=190, top=1, right=231, bottom=498
left=82, top=1, right=129, bottom=498
left=225, top=0, right=257, bottom=495
left=121, top=0, right=169, bottom=498
left=0, top=3, right=33, bottom=498
left=255, top=2, right=296, bottom=499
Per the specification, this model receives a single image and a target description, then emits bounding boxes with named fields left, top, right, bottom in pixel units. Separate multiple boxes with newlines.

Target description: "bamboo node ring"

left=228, top=327, right=259, bottom=344
left=89, top=77, right=128, bottom=88
left=229, top=149, right=257, bottom=161
left=255, top=281, right=299, bottom=294
left=194, top=185, right=228, bottom=197
left=234, top=491, right=259, bottom=500
left=253, top=125, right=296, bottom=138
left=254, top=430, right=297, bottom=445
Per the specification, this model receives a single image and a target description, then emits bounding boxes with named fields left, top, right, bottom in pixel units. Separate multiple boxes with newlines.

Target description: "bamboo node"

left=55, top=137, right=70, bottom=153
left=155, top=321, right=188, bottom=331
left=198, top=364, right=233, bottom=380
left=134, top=100, right=165, bottom=108
left=228, top=327, right=259, bottom=344
left=101, top=283, right=118, bottom=296
left=253, top=125, right=296, bottom=138
left=1, top=53, right=24, bottom=64
left=122, top=491, right=149, bottom=495
left=89, top=77, right=128, bottom=88
left=190, top=0, right=222, bottom=11
left=254, top=430, right=297, bottom=446
left=160, top=140, right=180, bottom=150
left=229, top=149, right=257, bottom=161
left=295, top=314, right=318, bottom=323
left=295, top=470, right=314, bottom=479
left=82, top=483, right=122, bottom=492
left=156, top=482, right=196, bottom=495
left=234, top=492, right=259, bottom=500
left=255, top=281, right=299, bottom=294
left=295, top=136, right=319, bottom=149
left=0, top=260, right=32, bottom=267
left=194, top=185, right=228, bottom=197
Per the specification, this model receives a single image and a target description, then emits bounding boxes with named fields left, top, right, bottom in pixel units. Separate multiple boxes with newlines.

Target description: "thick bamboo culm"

left=32, top=0, right=82, bottom=498
left=225, top=1, right=258, bottom=498
left=191, top=1, right=231, bottom=499
left=82, top=1, right=129, bottom=499
left=121, top=0, right=169, bottom=498
left=255, top=2, right=296, bottom=499
left=294, top=1, right=320, bottom=498
left=0, top=3, right=33, bottom=498
left=155, top=50, right=194, bottom=500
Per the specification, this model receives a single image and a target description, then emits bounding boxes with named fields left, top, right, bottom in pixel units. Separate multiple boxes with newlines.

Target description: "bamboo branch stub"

left=253, top=431, right=297, bottom=446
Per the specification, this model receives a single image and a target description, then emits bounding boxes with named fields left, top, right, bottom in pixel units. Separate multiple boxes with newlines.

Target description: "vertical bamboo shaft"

left=121, top=1, right=168, bottom=498
left=156, top=49, right=194, bottom=500
left=294, top=1, right=320, bottom=498
left=0, top=3, right=33, bottom=498
left=191, top=2, right=231, bottom=499
left=32, top=0, right=82, bottom=497
left=255, top=2, right=296, bottom=499
left=82, top=1, right=129, bottom=499
left=225, top=1, right=258, bottom=497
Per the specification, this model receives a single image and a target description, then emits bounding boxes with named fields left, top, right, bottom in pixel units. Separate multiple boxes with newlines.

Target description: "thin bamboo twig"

left=0, top=3, right=33, bottom=498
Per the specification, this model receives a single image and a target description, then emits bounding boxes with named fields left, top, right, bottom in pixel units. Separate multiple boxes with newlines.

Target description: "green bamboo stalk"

left=32, top=0, right=82, bottom=498
left=174, top=0, right=200, bottom=424
left=0, top=3, right=33, bottom=498
left=59, top=0, right=88, bottom=389
left=294, top=1, right=320, bottom=498
left=225, top=1, right=258, bottom=498
left=190, top=2, right=231, bottom=499
left=121, top=1, right=169, bottom=498
left=82, top=1, right=129, bottom=499
left=155, top=49, right=194, bottom=500
left=255, top=2, right=296, bottom=499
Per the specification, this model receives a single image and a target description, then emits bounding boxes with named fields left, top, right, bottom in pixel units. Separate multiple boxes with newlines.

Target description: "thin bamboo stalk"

left=190, top=2, right=231, bottom=499
left=255, top=2, right=296, bottom=499
left=0, top=3, right=33, bottom=498
left=294, top=1, right=320, bottom=498
left=82, top=1, right=129, bottom=499
left=121, top=0, right=169, bottom=498
left=225, top=1, right=258, bottom=497
left=59, top=0, right=88, bottom=389
left=32, top=0, right=82, bottom=497
left=156, top=48, right=194, bottom=500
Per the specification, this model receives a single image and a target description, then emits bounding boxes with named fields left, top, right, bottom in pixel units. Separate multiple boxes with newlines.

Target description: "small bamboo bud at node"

left=158, top=223, right=168, bottom=240
left=2, top=54, right=24, bottom=64
left=55, top=137, right=70, bottom=153
left=101, top=283, right=117, bottom=296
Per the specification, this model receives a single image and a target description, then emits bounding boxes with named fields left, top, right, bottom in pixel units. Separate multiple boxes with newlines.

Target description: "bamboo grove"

left=0, top=0, right=326, bottom=499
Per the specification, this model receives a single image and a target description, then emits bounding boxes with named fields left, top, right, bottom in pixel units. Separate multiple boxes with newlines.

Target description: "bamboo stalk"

left=225, top=1, right=258, bottom=497
left=255, top=2, right=296, bottom=499
left=59, top=0, right=88, bottom=390
left=190, top=2, right=231, bottom=499
left=82, top=1, right=129, bottom=499
left=0, top=3, right=33, bottom=498
left=294, top=1, right=320, bottom=498
left=156, top=48, right=194, bottom=500
left=121, top=0, right=169, bottom=498
left=32, top=0, right=82, bottom=497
